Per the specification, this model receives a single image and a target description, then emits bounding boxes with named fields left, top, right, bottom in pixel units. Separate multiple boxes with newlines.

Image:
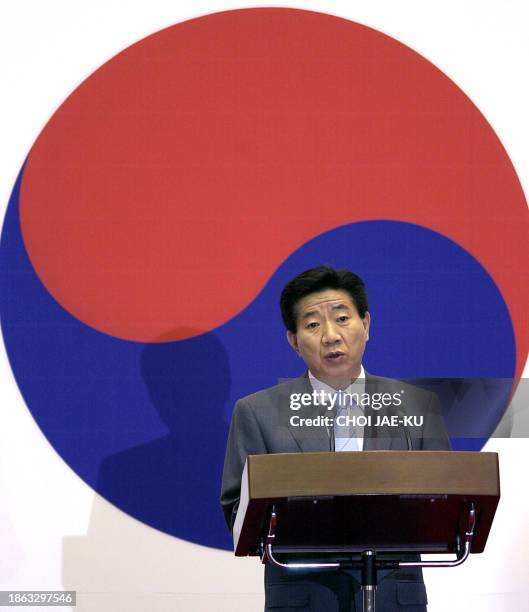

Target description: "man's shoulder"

left=236, top=375, right=309, bottom=409
left=367, top=373, right=435, bottom=403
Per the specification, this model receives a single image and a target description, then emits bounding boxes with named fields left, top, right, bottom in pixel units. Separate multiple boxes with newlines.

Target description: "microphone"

left=315, top=391, right=336, bottom=451
left=323, top=405, right=336, bottom=451
left=329, top=416, right=336, bottom=451
left=395, top=408, right=412, bottom=450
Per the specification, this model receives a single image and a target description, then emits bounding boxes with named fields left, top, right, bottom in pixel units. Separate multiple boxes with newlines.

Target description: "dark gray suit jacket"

left=221, top=372, right=451, bottom=611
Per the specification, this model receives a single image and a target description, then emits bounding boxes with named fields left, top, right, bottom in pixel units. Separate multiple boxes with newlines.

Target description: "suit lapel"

left=284, top=374, right=333, bottom=452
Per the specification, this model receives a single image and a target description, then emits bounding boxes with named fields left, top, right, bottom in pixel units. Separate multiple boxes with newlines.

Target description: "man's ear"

left=363, top=311, right=371, bottom=341
left=286, top=330, right=299, bottom=354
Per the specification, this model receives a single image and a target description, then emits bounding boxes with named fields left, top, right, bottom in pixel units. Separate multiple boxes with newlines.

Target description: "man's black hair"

left=280, top=265, right=368, bottom=332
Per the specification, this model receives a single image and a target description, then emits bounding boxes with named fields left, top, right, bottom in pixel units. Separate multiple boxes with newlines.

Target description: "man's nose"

left=321, top=320, right=341, bottom=344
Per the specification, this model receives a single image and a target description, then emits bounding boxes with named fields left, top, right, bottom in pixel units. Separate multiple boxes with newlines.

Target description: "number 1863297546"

left=0, top=591, right=76, bottom=606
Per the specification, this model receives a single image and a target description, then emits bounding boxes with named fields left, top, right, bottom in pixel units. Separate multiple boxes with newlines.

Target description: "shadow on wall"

left=61, top=330, right=264, bottom=610
left=96, top=329, right=232, bottom=548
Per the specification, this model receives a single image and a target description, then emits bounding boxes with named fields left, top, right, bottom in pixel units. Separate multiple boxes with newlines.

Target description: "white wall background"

left=0, top=2, right=527, bottom=610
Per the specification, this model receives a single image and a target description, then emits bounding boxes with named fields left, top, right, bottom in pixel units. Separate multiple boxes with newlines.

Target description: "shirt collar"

left=308, top=365, right=366, bottom=396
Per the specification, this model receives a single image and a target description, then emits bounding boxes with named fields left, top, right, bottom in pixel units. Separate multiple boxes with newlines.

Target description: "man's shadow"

left=61, top=331, right=267, bottom=611
left=96, top=329, right=231, bottom=548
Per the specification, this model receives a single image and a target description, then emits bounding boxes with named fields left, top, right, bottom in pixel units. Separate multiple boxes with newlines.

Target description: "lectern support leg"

left=361, top=550, right=377, bottom=612
left=262, top=504, right=476, bottom=612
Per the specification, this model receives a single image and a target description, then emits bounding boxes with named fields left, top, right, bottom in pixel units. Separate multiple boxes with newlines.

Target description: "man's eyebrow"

left=331, top=303, right=351, bottom=311
left=301, top=309, right=320, bottom=320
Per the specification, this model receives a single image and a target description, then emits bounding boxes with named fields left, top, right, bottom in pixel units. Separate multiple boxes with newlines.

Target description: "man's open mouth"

left=325, top=351, right=344, bottom=360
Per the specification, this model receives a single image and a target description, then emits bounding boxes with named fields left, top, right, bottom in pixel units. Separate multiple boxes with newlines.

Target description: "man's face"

left=286, top=289, right=370, bottom=389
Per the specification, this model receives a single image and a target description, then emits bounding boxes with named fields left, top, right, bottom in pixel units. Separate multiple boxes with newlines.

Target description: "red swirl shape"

left=19, top=8, right=528, bottom=372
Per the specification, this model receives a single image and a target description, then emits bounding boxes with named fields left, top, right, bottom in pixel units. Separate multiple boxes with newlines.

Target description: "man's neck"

left=309, top=365, right=365, bottom=391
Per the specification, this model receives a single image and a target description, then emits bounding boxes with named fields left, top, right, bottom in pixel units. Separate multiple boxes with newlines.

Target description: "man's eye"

left=337, top=316, right=349, bottom=323
left=306, top=322, right=319, bottom=329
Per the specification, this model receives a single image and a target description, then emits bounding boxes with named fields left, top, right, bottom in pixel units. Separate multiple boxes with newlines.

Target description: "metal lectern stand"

left=232, top=452, right=499, bottom=612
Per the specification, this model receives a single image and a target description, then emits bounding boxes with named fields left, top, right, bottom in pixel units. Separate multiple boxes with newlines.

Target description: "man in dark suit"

left=221, top=266, right=450, bottom=611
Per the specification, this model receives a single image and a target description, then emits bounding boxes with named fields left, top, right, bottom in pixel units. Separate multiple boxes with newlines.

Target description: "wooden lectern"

left=233, top=451, right=499, bottom=612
